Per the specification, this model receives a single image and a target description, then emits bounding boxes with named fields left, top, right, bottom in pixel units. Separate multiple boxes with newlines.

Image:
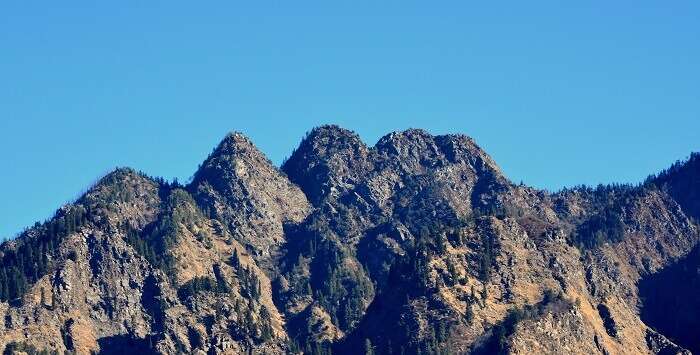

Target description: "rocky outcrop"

left=1, top=127, right=698, bottom=355
left=0, top=168, right=162, bottom=353
left=190, top=132, right=311, bottom=266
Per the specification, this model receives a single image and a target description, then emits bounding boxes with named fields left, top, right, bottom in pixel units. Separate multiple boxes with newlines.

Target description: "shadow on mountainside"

left=639, top=244, right=700, bottom=354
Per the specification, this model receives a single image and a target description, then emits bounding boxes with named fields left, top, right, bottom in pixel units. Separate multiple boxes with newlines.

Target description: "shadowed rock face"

left=282, top=125, right=374, bottom=206
left=639, top=245, right=700, bottom=354
left=1, top=126, right=699, bottom=355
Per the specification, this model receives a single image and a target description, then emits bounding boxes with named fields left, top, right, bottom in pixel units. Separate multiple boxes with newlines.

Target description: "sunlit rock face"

left=1, top=127, right=698, bottom=355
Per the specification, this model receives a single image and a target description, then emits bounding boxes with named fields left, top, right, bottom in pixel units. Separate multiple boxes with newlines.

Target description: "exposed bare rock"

left=1, top=127, right=698, bottom=355
left=191, top=132, right=311, bottom=266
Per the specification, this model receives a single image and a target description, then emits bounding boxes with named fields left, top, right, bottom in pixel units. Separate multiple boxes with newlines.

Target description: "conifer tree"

left=364, top=338, right=374, bottom=355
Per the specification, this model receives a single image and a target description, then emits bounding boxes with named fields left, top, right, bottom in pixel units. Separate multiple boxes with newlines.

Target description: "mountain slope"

left=1, top=125, right=698, bottom=355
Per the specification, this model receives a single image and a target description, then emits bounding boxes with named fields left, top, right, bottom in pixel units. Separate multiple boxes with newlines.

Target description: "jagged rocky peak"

left=283, top=125, right=507, bottom=206
left=88, top=167, right=152, bottom=192
left=435, top=133, right=503, bottom=172
left=651, top=152, right=700, bottom=219
left=190, top=131, right=310, bottom=261
left=85, top=166, right=163, bottom=199
left=3, top=125, right=700, bottom=355
left=374, top=128, right=440, bottom=157
left=374, top=128, right=504, bottom=177
left=191, top=130, right=309, bottom=217
left=282, top=125, right=373, bottom=205
left=76, top=167, right=163, bottom=227
left=193, top=131, right=267, bottom=179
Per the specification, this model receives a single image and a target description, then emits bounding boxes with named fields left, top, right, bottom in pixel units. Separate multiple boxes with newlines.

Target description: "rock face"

left=191, top=132, right=311, bottom=266
left=1, top=125, right=699, bottom=355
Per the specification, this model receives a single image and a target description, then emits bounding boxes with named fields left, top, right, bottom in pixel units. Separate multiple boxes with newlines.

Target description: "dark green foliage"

left=346, top=225, right=467, bottom=355
left=444, top=259, right=458, bottom=287
left=177, top=276, right=227, bottom=301
left=472, top=290, right=573, bottom=355
left=176, top=264, right=232, bottom=302
left=86, top=168, right=164, bottom=215
left=7, top=139, right=695, bottom=355
left=280, top=125, right=362, bottom=206
left=285, top=253, right=313, bottom=297
left=446, top=228, right=465, bottom=249
left=364, top=338, right=374, bottom=355
left=238, top=265, right=262, bottom=300
left=570, top=208, right=625, bottom=250
left=465, top=284, right=479, bottom=323
left=96, top=334, right=158, bottom=355
left=647, top=152, right=700, bottom=220
left=410, top=319, right=455, bottom=355
left=281, top=220, right=374, bottom=335
left=288, top=339, right=334, bottom=355
left=393, top=177, right=464, bottom=236
left=465, top=299, right=475, bottom=325
left=478, top=232, right=495, bottom=283
left=380, top=223, right=465, bottom=301
left=559, top=182, right=656, bottom=251
left=2, top=342, right=58, bottom=355
left=473, top=202, right=524, bottom=220
left=356, top=311, right=455, bottom=355
left=124, top=218, right=177, bottom=280
left=230, top=251, right=262, bottom=300
left=61, top=319, right=75, bottom=352
left=0, top=206, right=87, bottom=302
left=560, top=182, right=638, bottom=202
left=478, top=309, right=520, bottom=355
left=124, top=188, right=200, bottom=281
left=140, top=274, right=167, bottom=334
left=311, top=242, right=374, bottom=331
left=230, top=248, right=241, bottom=268
left=259, top=305, right=274, bottom=341
left=228, top=299, right=274, bottom=345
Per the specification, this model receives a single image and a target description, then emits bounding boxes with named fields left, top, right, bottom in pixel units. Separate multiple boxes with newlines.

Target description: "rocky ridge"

left=0, top=125, right=698, bottom=355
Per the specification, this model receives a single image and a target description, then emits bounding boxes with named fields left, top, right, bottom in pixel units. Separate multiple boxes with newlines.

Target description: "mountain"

left=1, top=125, right=698, bottom=355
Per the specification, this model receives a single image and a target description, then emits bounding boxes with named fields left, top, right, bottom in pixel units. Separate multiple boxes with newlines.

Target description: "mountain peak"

left=376, top=128, right=432, bottom=142
left=282, top=126, right=507, bottom=205
left=209, top=131, right=259, bottom=160
left=98, top=166, right=140, bottom=182
left=289, top=125, right=367, bottom=161
left=651, top=151, right=700, bottom=219
left=307, top=124, right=359, bottom=140
left=374, top=128, right=438, bottom=156
left=434, top=133, right=502, bottom=172
left=222, top=130, right=254, bottom=146
left=282, top=125, right=371, bottom=205
left=373, top=128, right=503, bottom=179
left=191, top=132, right=270, bottom=185
left=190, top=131, right=310, bottom=262
left=3, top=126, right=700, bottom=355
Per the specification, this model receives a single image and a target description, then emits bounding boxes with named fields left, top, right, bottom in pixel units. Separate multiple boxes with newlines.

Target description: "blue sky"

left=1, top=2, right=699, bottom=239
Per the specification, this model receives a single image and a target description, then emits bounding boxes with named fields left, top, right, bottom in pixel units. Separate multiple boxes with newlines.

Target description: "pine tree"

left=465, top=300, right=474, bottom=325
left=364, top=338, right=374, bottom=355
left=231, top=249, right=240, bottom=269
left=40, top=287, right=46, bottom=307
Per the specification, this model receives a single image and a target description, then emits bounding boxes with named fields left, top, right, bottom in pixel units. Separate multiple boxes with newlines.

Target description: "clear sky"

left=1, top=2, right=699, bottom=240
